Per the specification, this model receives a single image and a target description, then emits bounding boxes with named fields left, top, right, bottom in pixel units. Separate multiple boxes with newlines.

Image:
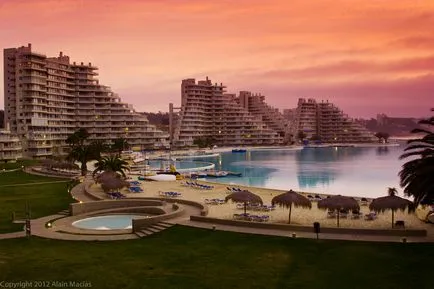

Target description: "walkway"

left=0, top=231, right=25, bottom=240
left=178, top=220, right=434, bottom=243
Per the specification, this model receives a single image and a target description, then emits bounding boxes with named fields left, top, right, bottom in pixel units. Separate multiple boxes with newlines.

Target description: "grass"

left=0, top=159, right=40, bottom=170
left=0, top=171, right=74, bottom=233
left=0, top=226, right=433, bottom=289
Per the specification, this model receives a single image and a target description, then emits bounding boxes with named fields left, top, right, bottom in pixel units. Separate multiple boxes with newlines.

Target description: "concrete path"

left=0, top=231, right=25, bottom=240
left=179, top=220, right=434, bottom=243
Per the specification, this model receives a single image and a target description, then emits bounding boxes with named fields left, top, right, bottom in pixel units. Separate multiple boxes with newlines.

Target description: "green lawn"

left=0, top=159, right=40, bottom=170
left=0, top=171, right=74, bottom=233
left=0, top=226, right=432, bottom=289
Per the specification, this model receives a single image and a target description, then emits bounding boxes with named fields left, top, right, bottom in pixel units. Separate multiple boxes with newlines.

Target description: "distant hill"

left=358, top=116, right=423, bottom=136
left=141, top=112, right=170, bottom=132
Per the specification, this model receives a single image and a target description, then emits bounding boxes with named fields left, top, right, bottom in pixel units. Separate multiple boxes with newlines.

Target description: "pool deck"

left=1, top=171, right=433, bottom=243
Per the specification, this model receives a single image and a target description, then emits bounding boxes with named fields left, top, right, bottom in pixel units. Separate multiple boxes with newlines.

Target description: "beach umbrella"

left=317, top=195, right=360, bottom=227
left=225, top=190, right=263, bottom=214
left=101, top=177, right=130, bottom=193
left=272, top=190, right=312, bottom=224
left=369, top=188, right=415, bottom=228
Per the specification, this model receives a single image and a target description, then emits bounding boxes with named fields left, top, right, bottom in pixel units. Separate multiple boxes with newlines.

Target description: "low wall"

left=83, top=183, right=104, bottom=201
left=70, top=199, right=164, bottom=216
left=132, top=204, right=185, bottom=231
left=190, top=216, right=428, bottom=237
left=143, top=197, right=208, bottom=216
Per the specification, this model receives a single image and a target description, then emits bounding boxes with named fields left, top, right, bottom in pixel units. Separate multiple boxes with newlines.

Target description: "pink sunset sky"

left=1, top=0, right=433, bottom=118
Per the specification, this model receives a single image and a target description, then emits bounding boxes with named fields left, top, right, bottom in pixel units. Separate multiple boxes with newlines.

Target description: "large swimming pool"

left=200, top=144, right=408, bottom=198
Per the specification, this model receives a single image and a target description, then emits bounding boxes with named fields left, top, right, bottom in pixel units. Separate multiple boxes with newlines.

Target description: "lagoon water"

left=201, top=144, right=407, bottom=198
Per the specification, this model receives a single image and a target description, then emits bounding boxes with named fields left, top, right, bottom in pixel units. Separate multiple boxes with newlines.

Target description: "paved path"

left=179, top=220, right=434, bottom=243
left=0, top=231, right=25, bottom=240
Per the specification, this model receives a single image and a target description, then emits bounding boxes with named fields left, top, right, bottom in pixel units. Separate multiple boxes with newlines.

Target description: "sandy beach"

left=88, top=178, right=430, bottom=230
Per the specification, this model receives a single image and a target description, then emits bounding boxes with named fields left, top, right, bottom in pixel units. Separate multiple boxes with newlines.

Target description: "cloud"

left=255, top=55, right=434, bottom=80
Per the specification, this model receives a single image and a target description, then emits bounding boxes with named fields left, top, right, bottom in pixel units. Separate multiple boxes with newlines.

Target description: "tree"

left=375, top=132, right=390, bottom=143
left=387, top=187, right=398, bottom=196
left=93, top=155, right=130, bottom=178
left=66, top=128, right=89, bottom=148
left=399, top=111, right=434, bottom=206
left=111, top=138, right=130, bottom=156
left=66, top=129, right=102, bottom=176
left=193, top=137, right=215, bottom=148
left=297, top=131, right=307, bottom=141
left=67, top=145, right=100, bottom=176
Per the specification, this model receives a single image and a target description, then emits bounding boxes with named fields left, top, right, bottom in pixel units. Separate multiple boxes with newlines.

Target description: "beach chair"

left=351, top=210, right=362, bottom=219
left=327, top=210, right=336, bottom=218
left=394, top=220, right=405, bottom=228
left=364, top=212, right=377, bottom=221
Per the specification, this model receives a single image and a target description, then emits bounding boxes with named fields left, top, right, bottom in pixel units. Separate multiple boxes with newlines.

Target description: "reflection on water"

left=296, top=147, right=367, bottom=189
left=376, top=146, right=389, bottom=156
left=202, top=145, right=406, bottom=198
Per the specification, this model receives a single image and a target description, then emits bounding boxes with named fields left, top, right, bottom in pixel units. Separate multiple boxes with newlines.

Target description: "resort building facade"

left=171, top=78, right=282, bottom=147
left=3, top=44, right=168, bottom=158
left=293, top=98, right=376, bottom=143
left=237, top=91, right=290, bottom=141
left=0, top=126, right=22, bottom=162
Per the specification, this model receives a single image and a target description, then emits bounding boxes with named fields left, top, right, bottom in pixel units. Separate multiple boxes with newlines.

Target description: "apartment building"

left=3, top=44, right=168, bottom=158
left=172, top=78, right=281, bottom=147
left=0, top=126, right=22, bottom=162
left=294, top=98, right=376, bottom=143
left=237, top=91, right=290, bottom=140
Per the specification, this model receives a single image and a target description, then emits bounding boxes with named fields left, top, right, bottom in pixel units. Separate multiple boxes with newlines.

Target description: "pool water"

left=200, top=144, right=408, bottom=198
left=72, top=215, right=147, bottom=230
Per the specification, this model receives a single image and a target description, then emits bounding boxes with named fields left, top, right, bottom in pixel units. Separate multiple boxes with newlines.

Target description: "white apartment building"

left=3, top=44, right=168, bottom=158
left=172, top=78, right=281, bottom=147
left=294, top=98, right=376, bottom=143
left=0, top=127, right=22, bottom=162
left=237, top=91, right=289, bottom=140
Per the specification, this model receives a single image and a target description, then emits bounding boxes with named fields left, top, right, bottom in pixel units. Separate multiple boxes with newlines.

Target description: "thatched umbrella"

left=369, top=188, right=415, bottom=228
left=317, top=195, right=360, bottom=227
left=225, top=190, right=263, bottom=214
left=95, top=171, right=121, bottom=184
left=272, top=190, right=312, bottom=224
left=101, top=177, right=130, bottom=193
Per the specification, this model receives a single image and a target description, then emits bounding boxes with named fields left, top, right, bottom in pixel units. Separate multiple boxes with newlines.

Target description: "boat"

left=206, top=171, right=229, bottom=178
left=144, top=174, right=176, bottom=181
left=232, top=148, right=247, bottom=153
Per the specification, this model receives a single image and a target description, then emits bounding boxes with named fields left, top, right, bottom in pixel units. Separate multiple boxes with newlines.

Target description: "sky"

left=1, top=0, right=433, bottom=118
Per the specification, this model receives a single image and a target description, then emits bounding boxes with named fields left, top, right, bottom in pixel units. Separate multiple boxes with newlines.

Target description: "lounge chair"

left=394, top=220, right=405, bottom=228
left=327, top=210, right=336, bottom=218
left=364, top=212, right=377, bottom=221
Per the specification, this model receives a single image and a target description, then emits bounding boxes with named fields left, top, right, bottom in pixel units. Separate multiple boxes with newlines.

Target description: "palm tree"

left=66, top=128, right=89, bottom=148
left=111, top=138, right=130, bottom=156
left=67, top=145, right=100, bottom=176
left=93, top=155, right=130, bottom=178
left=297, top=131, right=307, bottom=141
left=90, top=140, right=109, bottom=159
left=399, top=111, right=434, bottom=206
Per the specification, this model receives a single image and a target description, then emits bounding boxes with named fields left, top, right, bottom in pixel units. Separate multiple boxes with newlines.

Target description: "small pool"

left=72, top=215, right=147, bottom=230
